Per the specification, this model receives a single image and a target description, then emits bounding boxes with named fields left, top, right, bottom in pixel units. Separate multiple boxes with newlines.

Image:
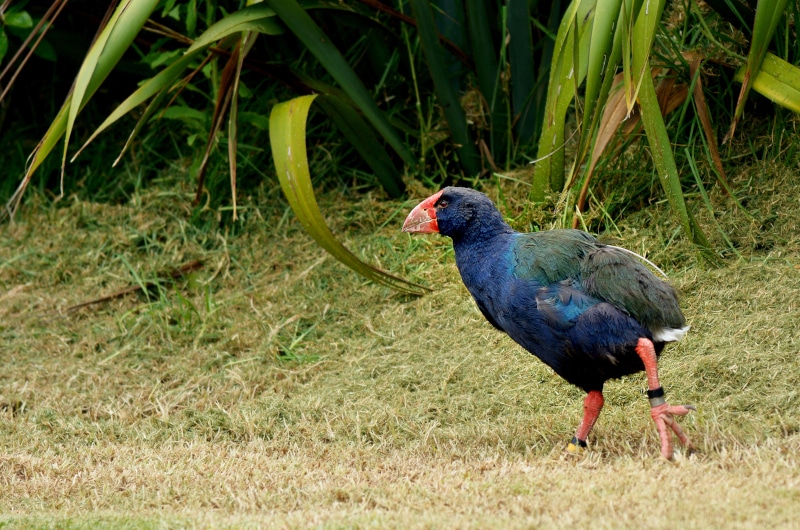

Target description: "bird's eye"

left=437, top=199, right=449, bottom=209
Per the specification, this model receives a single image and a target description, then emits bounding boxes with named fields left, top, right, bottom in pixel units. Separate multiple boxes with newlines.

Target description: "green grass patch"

left=1, top=160, right=799, bottom=527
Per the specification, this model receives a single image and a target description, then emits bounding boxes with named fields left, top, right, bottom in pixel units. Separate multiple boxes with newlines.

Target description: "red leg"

left=567, top=390, right=604, bottom=453
left=635, top=338, right=695, bottom=459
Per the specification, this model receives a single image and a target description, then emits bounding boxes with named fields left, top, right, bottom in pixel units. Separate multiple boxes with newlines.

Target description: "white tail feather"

left=652, top=325, right=690, bottom=343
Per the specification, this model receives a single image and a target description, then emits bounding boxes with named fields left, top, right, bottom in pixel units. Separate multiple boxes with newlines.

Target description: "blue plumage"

left=403, top=186, right=695, bottom=458
left=435, top=189, right=683, bottom=392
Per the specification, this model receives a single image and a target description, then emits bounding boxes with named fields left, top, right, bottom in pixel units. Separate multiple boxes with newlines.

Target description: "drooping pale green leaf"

left=726, top=0, right=790, bottom=141
left=734, top=52, right=800, bottom=114
left=409, top=0, right=482, bottom=177
left=7, top=103, right=69, bottom=211
left=269, top=95, right=427, bottom=296
left=266, top=0, right=415, bottom=169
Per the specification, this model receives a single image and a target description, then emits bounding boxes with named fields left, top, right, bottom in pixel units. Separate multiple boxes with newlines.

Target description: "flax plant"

left=529, top=0, right=798, bottom=256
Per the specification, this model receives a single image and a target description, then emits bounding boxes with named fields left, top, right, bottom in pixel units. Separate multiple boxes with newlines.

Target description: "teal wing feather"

left=534, top=279, right=601, bottom=331
left=511, top=229, right=597, bottom=285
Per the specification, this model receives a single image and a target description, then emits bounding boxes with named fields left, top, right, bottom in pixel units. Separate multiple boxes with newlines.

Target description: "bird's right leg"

left=567, top=389, right=604, bottom=453
left=635, top=337, right=695, bottom=459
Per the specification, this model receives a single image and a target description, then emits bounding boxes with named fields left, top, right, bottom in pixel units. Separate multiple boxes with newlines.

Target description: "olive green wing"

left=511, top=229, right=597, bottom=285
left=580, top=245, right=686, bottom=332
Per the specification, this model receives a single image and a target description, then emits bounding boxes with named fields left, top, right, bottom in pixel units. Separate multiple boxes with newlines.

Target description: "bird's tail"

left=652, top=325, right=690, bottom=343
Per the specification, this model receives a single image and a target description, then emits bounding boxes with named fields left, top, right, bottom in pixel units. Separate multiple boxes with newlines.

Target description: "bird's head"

left=402, top=187, right=508, bottom=241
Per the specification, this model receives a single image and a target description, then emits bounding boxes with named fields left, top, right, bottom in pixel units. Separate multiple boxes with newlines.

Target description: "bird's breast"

left=453, top=236, right=519, bottom=323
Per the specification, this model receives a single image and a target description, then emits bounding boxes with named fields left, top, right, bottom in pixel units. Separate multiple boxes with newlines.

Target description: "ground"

left=1, top=162, right=799, bottom=528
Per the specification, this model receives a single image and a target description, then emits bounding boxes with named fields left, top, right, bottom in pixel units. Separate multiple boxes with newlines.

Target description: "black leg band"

left=570, top=436, right=588, bottom=448
left=648, top=387, right=666, bottom=407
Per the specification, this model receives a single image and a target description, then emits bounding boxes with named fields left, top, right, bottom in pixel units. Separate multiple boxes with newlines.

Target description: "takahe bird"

left=402, top=187, right=694, bottom=459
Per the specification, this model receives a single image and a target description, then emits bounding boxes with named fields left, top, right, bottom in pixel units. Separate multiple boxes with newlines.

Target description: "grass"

left=1, top=156, right=800, bottom=528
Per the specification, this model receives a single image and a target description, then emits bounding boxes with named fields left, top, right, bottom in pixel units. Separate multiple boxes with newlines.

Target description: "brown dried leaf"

left=688, top=55, right=731, bottom=194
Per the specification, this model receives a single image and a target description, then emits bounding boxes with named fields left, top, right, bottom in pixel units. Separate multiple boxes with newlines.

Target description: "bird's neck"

left=452, top=214, right=514, bottom=247
left=452, top=227, right=515, bottom=290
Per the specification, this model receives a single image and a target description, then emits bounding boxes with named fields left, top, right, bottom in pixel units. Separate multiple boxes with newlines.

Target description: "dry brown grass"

left=1, top=162, right=799, bottom=528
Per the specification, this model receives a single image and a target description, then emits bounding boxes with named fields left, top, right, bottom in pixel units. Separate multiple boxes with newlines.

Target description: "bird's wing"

left=579, top=245, right=686, bottom=331
left=510, top=229, right=597, bottom=285
left=533, top=279, right=601, bottom=331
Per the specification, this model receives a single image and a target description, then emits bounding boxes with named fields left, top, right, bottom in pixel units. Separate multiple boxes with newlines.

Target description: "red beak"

left=402, top=190, right=443, bottom=233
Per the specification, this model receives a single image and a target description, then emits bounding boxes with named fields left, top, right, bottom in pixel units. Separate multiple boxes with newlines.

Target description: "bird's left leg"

left=567, top=390, right=604, bottom=453
left=636, top=337, right=695, bottom=459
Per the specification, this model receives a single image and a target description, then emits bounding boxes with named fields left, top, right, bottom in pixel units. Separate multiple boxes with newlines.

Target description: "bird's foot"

left=566, top=436, right=588, bottom=454
left=650, top=402, right=695, bottom=460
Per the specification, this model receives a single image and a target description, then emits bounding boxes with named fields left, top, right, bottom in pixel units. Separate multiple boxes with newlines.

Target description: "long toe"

left=650, top=403, right=695, bottom=460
